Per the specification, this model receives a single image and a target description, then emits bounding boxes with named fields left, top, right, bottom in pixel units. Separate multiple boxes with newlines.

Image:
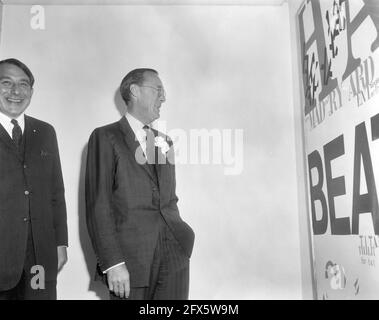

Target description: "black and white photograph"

left=0, top=0, right=378, bottom=305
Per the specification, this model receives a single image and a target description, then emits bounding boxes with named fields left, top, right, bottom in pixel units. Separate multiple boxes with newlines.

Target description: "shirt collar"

left=0, top=111, right=25, bottom=134
left=125, top=112, right=149, bottom=142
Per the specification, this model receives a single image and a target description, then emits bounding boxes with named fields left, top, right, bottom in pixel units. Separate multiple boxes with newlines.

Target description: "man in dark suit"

left=0, top=58, right=68, bottom=300
left=85, top=68, right=194, bottom=300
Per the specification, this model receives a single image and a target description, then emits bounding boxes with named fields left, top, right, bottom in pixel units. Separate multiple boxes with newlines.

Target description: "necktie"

left=143, top=125, right=159, bottom=182
left=143, top=125, right=156, bottom=165
left=11, top=119, right=22, bottom=149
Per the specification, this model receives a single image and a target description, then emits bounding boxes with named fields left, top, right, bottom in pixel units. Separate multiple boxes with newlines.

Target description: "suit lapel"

left=152, top=129, right=173, bottom=185
left=118, top=116, right=157, bottom=183
left=0, top=120, right=23, bottom=162
left=154, top=137, right=164, bottom=185
left=23, top=115, right=38, bottom=162
left=155, top=146, right=161, bottom=184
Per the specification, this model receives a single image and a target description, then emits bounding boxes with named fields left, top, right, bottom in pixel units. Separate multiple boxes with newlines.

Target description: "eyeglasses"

left=140, top=85, right=166, bottom=98
left=0, top=79, right=32, bottom=92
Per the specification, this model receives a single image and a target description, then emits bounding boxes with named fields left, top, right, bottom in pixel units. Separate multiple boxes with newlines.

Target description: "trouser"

left=110, top=224, right=190, bottom=300
left=0, top=222, right=57, bottom=300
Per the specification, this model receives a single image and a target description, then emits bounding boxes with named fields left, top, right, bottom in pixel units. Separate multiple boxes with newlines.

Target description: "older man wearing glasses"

left=0, top=58, right=68, bottom=300
left=85, top=68, right=194, bottom=300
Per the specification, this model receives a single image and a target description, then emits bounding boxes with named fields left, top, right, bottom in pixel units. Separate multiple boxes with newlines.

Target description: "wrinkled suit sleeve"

left=85, top=128, right=124, bottom=271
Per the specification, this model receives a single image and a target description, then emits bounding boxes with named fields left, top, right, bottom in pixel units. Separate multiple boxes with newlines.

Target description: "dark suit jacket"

left=85, top=117, right=194, bottom=287
left=0, top=115, right=68, bottom=291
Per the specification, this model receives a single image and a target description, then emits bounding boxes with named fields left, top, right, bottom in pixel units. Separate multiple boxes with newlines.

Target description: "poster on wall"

left=297, top=0, right=379, bottom=299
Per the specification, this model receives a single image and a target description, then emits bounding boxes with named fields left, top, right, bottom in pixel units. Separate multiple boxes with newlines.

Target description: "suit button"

left=23, top=217, right=29, bottom=222
left=24, top=190, right=30, bottom=195
left=23, top=164, right=27, bottom=169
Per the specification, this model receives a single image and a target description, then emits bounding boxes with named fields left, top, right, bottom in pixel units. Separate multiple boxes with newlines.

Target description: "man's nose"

left=11, top=83, right=21, bottom=95
left=160, top=92, right=166, bottom=102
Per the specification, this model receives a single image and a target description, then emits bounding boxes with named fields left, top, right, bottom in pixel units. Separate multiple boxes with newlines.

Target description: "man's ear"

left=129, top=84, right=139, bottom=98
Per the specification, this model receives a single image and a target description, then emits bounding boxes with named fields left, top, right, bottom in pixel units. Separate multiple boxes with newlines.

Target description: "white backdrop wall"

left=0, top=3, right=304, bottom=299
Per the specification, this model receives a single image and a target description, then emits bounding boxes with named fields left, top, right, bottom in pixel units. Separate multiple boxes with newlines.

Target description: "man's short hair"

left=120, top=68, right=158, bottom=105
left=0, top=58, right=35, bottom=88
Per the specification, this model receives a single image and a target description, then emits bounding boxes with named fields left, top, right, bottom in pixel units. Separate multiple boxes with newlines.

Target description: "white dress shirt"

left=125, top=112, right=150, bottom=155
left=103, top=113, right=150, bottom=274
left=0, top=111, right=25, bottom=137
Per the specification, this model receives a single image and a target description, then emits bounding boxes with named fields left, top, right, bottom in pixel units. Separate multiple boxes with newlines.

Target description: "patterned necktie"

left=11, top=119, right=22, bottom=149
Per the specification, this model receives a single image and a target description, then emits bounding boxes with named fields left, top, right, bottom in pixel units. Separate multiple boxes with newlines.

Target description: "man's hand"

left=107, top=264, right=130, bottom=299
left=57, top=246, right=68, bottom=272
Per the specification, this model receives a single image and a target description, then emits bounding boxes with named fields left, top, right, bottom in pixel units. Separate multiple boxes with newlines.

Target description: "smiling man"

left=0, top=58, right=68, bottom=300
left=85, top=68, right=195, bottom=300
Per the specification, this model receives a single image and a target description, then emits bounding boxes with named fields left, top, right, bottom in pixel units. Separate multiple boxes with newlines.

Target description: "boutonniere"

left=154, top=136, right=170, bottom=154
